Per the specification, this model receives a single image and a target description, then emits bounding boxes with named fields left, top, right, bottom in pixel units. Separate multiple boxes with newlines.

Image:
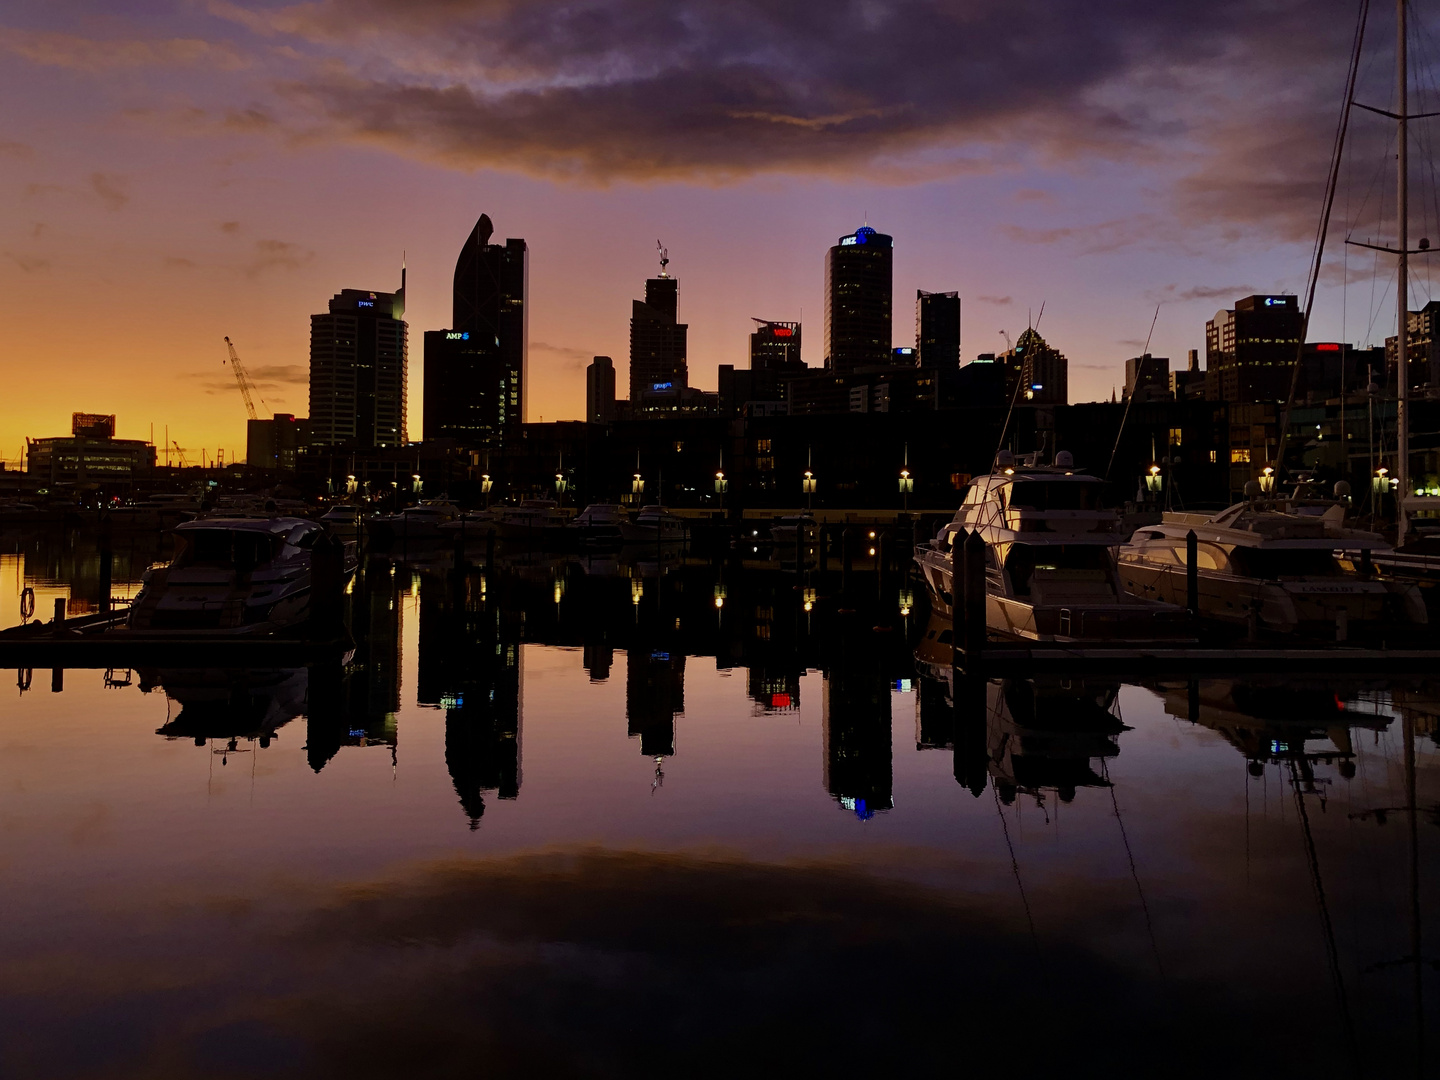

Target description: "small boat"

left=914, top=451, right=1193, bottom=642
left=367, top=499, right=460, bottom=546
left=128, top=516, right=356, bottom=635
left=1118, top=482, right=1427, bottom=638
left=107, top=493, right=202, bottom=530
left=570, top=503, right=629, bottom=546
left=620, top=505, right=688, bottom=545
left=493, top=499, right=571, bottom=545
left=769, top=514, right=818, bottom=548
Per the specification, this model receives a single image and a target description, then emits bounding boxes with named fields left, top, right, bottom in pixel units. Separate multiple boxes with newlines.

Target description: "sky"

left=3, top=0, right=1440, bottom=465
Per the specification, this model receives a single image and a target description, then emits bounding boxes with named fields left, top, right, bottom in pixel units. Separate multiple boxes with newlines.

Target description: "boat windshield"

left=1006, top=482, right=1101, bottom=511
left=176, top=529, right=281, bottom=571
left=1005, top=544, right=1112, bottom=596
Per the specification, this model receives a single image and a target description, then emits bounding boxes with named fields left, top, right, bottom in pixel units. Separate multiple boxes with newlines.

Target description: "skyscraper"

left=423, top=214, right=528, bottom=445
left=1205, top=295, right=1302, bottom=403
left=587, top=355, right=616, bottom=424
left=915, top=291, right=960, bottom=370
left=629, top=272, right=688, bottom=401
left=309, top=275, right=407, bottom=449
left=824, top=225, right=893, bottom=374
left=749, top=320, right=805, bottom=374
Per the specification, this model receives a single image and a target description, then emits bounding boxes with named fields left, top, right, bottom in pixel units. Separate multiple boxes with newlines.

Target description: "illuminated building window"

left=1230, top=448, right=1251, bottom=464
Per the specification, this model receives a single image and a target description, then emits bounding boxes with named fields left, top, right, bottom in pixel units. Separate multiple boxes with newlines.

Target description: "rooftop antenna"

left=657, top=240, right=669, bottom=277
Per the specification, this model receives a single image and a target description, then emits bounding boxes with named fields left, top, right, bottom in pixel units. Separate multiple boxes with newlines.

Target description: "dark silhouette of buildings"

left=423, top=214, right=528, bottom=445
left=1123, top=354, right=1170, bottom=402
left=309, top=275, right=408, bottom=449
left=996, top=327, right=1068, bottom=406
left=1386, top=298, right=1440, bottom=391
left=915, top=291, right=960, bottom=371
left=821, top=639, right=894, bottom=819
left=630, top=272, right=689, bottom=406
left=26, top=414, right=155, bottom=485
left=1205, top=294, right=1302, bottom=403
left=246, top=413, right=310, bottom=471
left=825, top=225, right=894, bottom=373
left=587, top=356, right=617, bottom=424
left=751, top=320, right=805, bottom=374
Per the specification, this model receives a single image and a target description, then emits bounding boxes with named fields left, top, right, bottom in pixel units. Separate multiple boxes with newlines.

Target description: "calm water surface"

left=1, top=530, right=1437, bottom=1078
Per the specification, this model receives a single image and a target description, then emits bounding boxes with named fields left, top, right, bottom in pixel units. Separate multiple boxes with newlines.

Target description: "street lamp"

left=802, top=469, right=816, bottom=510
left=898, top=467, right=913, bottom=512
left=1259, top=466, right=1276, bottom=494
left=632, top=472, right=645, bottom=499
left=555, top=471, right=568, bottom=501
left=1373, top=466, right=1390, bottom=495
left=345, top=473, right=357, bottom=496
left=1144, top=464, right=1163, bottom=495
left=411, top=472, right=423, bottom=494
left=480, top=473, right=493, bottom=505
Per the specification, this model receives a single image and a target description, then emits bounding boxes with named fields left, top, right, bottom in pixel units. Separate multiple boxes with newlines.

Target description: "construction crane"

left=999, top=330, right=1013, bottom=351
left=223, top=336, right=261, bottom=421
left=171, top=441, right=190, bottom=469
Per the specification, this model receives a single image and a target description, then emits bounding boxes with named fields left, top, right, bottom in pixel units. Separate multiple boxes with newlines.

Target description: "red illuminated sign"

left=771, top=693, right=791, bottom=708
left=1316, top=343, right=1341, bottom=352
left=772, top=327, right=793, bottom=337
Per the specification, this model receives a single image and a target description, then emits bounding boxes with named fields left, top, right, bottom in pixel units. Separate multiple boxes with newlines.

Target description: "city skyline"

left=1, top=0, right=1433, bottom=462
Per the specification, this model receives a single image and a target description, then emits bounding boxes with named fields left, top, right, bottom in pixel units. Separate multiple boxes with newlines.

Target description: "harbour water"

left=1, top=531, right=1436, bottom=1077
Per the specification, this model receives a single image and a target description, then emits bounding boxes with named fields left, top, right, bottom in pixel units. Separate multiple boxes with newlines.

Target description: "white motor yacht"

left=570, top=503, right=629, bottom=546
left=493, top=499, right=571, bottom=545
left=914, top=451, right=1192, bottom=642
left=620, top=505, right=688, bottom=545
left=368, top=500, right=460, bottom=545
left=437, top=509, right=497, bottom=543
left=128, top=517, right=356, bottom=635
left=1118, top=483, right=1426, bottom=637
left=769, top=514, right=818, bottom=548
left=319, top=504, right=371, bottom=537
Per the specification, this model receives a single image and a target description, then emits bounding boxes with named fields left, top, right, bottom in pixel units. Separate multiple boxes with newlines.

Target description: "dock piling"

left=53, top=598, right=66, bottom=630
left=1186, top=529, right=1199, bottom=616
left=964, top=529, right=986, bottom=667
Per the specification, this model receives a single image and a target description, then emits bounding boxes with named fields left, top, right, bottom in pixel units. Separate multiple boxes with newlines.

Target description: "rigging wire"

left=1103, top=304, right=1161, bottom=482
left=1277, top=0, right=1372, bottom=478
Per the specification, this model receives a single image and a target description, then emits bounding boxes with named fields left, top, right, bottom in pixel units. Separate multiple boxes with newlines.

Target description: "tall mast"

left=1397, top=0, right=1410, bottom=540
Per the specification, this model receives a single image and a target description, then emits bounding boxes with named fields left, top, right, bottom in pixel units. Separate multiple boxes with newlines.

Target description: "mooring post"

left=51, top=668, right=63, bottom=693
left=795, top=517, right=804, bottom=573
left=309, top=532, right=345, bottom=641
left=964, top=528, right=986, bottom=666
left=53, top=597, right=66, bottom=630
left=949, top=528, right=964, bottom=664
left=1186, top=529, right=1199, bottom=617
left=98, top=513, right=113, bottom=616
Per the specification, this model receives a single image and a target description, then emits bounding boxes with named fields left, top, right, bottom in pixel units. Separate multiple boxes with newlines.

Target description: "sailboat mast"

left=1396, top=0, right=1410, bottom=539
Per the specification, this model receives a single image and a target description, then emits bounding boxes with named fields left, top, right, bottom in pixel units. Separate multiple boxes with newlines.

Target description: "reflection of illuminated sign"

left=771, top=693, right=791, bottom=708
left=445, top=331, right=470, bottom=340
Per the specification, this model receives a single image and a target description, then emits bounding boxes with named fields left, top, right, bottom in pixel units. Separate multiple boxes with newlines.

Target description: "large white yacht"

left=1118, top=482, right=1426, bottom=637
left=569, top=503, right=629, bottom=546
left=493, top=499, right=571, bottom=545
left=620, top=505, right=688, bottom=544
left=368, top=500, right=460, bottom=545
left=128, top=517, right=355, bottom=635
left=914, top=451, right=1191, bottom=642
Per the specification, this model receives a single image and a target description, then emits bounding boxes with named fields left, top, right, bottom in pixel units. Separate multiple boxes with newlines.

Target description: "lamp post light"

left=898, top=467, right=913, bottom=512
left=632, top=472, right=645, bottom=502
left=802, top=469, right=816, bottom=510
left=555, top=471, right=568, bottom=503
left=345, top=473, right=357, bottom=496
left=411, top=472, right=423, bottom=495
left=714, top=469, right=727, bottom=508
left=480, top=473, right=493, bottom=506
left=1259, top=466, right=1276, bottom=494
left=1373, top=466, right=1390, bottom=495
left=1144, top=464, right=1163, bottom=496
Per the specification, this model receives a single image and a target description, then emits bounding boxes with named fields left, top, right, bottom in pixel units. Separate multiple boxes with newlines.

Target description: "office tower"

left=587, top=356, right=617, bottom=424
left=824, top=225, right=893, bottom=373
left=1205, top=295, right=1302, bottom=403
left=245, top=413, right=310, bottom=471
left=750, top=320, right=805, bottom=374
left=1385, top=299, right=1440, bottom=389
left=309, top=275, right=408, bottom=449
left=995, top=327, right=1068, bottom=406
left=423, top=214, right=528, bottom=445
left=629, top=272, right=688, bottom=401
left=1123, top=354, right=1171, bottom=402
left=915, top=291, right=960, bottom=370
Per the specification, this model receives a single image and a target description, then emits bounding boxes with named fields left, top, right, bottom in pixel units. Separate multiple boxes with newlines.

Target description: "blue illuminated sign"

left=652, top=381, right=672, bottom=391
left=357, top=300, right=374, bottom=308
left=840, top=236, right=858, bottom=246
left=1263, top=297, right=1289, bottom=307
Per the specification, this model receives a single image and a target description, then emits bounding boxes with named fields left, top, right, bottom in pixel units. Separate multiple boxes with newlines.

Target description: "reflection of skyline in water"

left=2, top=550, right=1438, bottom=1076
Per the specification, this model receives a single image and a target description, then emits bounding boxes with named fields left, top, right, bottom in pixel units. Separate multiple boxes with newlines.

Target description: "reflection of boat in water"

left=1151, top=677, right=1394, bottom=783
left=146, top=667, right=309, bottom=747
left=1119, top=485, right=1427, bottom=638
left=620, top=505, right=688, bottom=545
left=913, top=611, right=1126, bottom=804
left=437, top=510, right=497, bottom=544
left=493, top=499, right=571, bottom=545
left=914, top=452, right=1192, bottom=642
left=128, top=517, right=354, bottom=635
